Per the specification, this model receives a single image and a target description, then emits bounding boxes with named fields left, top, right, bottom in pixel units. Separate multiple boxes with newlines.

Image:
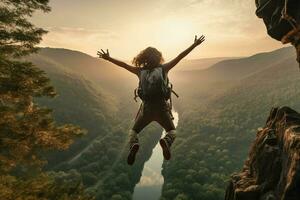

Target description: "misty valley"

left=27, top=46, right=300, bottom=200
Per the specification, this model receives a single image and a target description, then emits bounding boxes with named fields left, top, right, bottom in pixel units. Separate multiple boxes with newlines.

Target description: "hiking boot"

left=160, top=131, right=176, bottom=160
left=127, top=130, right=139, bottom=165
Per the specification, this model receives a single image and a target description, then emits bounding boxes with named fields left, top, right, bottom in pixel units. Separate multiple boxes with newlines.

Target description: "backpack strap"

left=161, top=66, right=169, bottom=85
left=170, top=83, right=179, bottom=98
left=133, top=68, right=144, bottom=102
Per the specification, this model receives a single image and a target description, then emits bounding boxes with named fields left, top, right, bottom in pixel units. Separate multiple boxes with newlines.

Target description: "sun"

left=155, top=17, right=195, bottom=47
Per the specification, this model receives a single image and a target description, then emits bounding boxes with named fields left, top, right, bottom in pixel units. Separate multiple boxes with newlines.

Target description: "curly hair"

left=132, top=47, right=164, bottom=68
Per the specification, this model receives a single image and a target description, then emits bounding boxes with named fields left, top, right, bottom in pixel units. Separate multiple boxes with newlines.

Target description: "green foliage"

left=0, top=171, right=94, bottom=200
left=0, top=0, right=90, bottom=199
left=174, top=194, right=189, bottom=200
left=0, top=0, right=86, bottom=170
left=21, top=31, right=300, bottom=200
left=62, top=124, right=163, bottom=200
left=161, top=48, right=300, bottom=200
left=0, top=0, right=50, bottom=57
left=26, top=47, right=158, bottom=200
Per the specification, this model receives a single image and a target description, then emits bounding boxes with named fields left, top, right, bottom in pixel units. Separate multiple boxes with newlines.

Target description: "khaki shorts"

left=132, top=101, right=175, bottom=133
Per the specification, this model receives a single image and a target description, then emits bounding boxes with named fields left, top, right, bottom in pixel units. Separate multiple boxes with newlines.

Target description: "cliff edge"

left=225, top=107, right=300, bottom=200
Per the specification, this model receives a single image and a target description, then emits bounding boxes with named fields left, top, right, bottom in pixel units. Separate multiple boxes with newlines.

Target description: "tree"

left=0, top=0, right=91, bottom=199
left=175, top=194, right=189, bottom=200
left=111, top=194, right=123, bottom=200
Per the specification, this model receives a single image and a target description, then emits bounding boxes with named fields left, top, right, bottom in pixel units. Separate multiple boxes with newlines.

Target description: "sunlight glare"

left=155, top=18, right=194, bottom=47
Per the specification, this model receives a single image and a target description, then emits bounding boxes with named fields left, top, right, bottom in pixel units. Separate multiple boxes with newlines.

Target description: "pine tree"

left=0, top=1, right=93, bottom=199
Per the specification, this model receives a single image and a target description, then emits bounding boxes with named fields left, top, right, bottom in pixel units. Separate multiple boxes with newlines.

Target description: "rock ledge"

left=225, top=107, right=300, bottom=200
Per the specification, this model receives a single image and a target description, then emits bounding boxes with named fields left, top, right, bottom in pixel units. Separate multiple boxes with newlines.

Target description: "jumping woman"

left=98, top=35, right=205, bottom=165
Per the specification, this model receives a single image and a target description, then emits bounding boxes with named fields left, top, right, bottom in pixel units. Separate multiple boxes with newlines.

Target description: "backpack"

left=134, top=66, right=178, bottom=102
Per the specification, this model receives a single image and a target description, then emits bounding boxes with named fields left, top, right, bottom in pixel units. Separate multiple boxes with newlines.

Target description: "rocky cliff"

left=225, top=107, right=300, bottom=200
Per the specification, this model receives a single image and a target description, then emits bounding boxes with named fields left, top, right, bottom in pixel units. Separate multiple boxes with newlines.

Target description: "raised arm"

left=164, top=35, right=205, bottom=72
left=97, top=49, right=139, bottom=75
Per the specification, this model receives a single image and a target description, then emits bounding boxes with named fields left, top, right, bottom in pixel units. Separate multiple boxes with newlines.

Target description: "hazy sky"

left=32, top=0, right=287, bottom=60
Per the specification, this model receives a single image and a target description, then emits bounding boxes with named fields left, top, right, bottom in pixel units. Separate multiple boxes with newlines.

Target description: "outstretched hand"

left=194, top=35, right=205, bottom=46
left=97, top=49, right=110, bottom=60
